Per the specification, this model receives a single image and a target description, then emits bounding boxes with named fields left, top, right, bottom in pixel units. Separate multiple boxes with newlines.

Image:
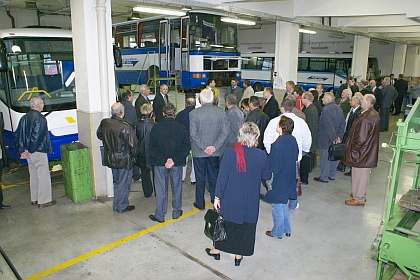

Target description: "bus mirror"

left=0, top=40, right=8, bottom=72
left=113, top=45, right=122, bottom=68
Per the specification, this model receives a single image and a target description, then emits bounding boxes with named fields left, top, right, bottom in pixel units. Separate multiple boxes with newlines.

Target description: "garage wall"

left=239, top=25, right=397, bottom=77
left=0, top=8, right=71, bottom=29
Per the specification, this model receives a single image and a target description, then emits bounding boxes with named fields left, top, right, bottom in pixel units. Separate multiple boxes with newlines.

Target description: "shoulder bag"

left=328, top=143, right=345, bottom=161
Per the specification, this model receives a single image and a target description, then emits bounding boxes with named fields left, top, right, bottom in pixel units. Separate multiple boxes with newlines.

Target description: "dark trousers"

left=111, top=168, right=132, bottom=212
left=193, top=156, right=220, bottom=209
left=139, top=163, right=153, bottom=197
left=394, top=96, right=403, bottom=114
left=132, top=165, right=141, bottom=181
left=380, top=108, right=390, bottom=131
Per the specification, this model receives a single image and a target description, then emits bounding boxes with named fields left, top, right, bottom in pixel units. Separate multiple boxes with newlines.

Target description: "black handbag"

left=328, top=143, right=345, bottom=161
left=204, top=209, right=227, bottom=242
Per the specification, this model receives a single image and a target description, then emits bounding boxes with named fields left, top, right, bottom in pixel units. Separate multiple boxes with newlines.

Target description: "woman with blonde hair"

left=205, top=122, right=271, bottom=266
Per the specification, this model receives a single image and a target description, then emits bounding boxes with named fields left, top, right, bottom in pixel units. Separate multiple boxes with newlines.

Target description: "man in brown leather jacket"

left=342, top=94, right=380, bottom=206
left=97, top=103, right=139, bottom=213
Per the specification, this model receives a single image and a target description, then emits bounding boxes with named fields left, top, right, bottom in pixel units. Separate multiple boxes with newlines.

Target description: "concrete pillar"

left=351, top=35, right=370, bottom=81
left=392, top=43, right=407, bottom=76
left=70, top=0, right=116, bottom=198
left=405, top=46, right=420, bottom=77
left=273, top=21, right=299, bottom=100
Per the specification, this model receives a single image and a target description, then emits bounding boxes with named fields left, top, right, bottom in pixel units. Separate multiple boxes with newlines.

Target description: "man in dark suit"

left=336, top=76, right=359, bottom=99
left=370, top=79, right=382, bottom=111
left=262, top=87, right=279, bottom=120
left=153, top=84, right=169, bottom=122
left=148, top=103, right=190, bottom=223
left=175, top=97, right=196, bottom=185
left=360, top=79, right=372, bottom=95
left=393, top=74, right=408, bottom=115
left=190, top=89, right=229, bottom=210
left=135, top=84, right=151, bottom=120
left=246, top=96, right=269, bottom=150
left=226, top=78, right=243, bottom=105
left=380, top=77, right=398, bottom=132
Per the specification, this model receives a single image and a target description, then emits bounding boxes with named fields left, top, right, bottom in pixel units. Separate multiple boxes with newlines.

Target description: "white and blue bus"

left=240, top=53, right=380, bottom=92
left=113, top=12, right=241, bottom=92
left=0, top=28, right=77, bottom=162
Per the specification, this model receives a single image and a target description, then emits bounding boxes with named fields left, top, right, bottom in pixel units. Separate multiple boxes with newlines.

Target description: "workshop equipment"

left=372, top=99, right=420, bottom=280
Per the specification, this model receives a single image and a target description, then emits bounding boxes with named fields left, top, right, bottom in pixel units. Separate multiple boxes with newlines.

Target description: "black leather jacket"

left=14, top=110, right=52, bottom=155
left=97, top=115, right=139, bottom=170
left=134, top=118, right=155, bottom=168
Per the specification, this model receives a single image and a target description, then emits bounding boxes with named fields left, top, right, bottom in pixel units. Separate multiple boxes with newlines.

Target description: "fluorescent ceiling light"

left=221, top=17, right=256, bottom=26
left=299, top=28, right=316, bottom=35
left=210, top=44, right=224, bottom=48
left=133, top=6, right=186, bottom=16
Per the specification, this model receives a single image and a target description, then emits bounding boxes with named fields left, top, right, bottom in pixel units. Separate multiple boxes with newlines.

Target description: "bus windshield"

left=0, top=37, right=76, bottom=113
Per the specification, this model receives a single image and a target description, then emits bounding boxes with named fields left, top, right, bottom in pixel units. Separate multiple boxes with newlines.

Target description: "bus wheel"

left=253, top=82, right=264, bottom=92
left=147, top=65, right=160, bottom=94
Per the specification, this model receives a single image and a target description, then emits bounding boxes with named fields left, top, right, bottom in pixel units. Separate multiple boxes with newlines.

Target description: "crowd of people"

left=3, top=74, right=417, bottom=266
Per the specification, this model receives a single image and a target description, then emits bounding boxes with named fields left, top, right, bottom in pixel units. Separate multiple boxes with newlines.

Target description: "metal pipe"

left=6, top=8, right=15, bottom=28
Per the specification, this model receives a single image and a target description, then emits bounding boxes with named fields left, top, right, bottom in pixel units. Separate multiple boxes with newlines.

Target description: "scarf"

left=233, top=142, right=246, bottom=172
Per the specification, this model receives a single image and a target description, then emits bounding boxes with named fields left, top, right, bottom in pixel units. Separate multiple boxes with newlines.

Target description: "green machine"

left=372, top=99, right=420, bottom=280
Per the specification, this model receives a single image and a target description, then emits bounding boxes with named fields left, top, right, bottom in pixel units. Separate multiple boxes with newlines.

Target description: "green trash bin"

left=60, top=142, right=93, bottom=203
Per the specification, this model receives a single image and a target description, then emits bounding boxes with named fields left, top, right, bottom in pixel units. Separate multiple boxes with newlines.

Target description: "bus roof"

left=241, top=52, right=354, bottom=59
left=0, top=28, right=72, bottom=39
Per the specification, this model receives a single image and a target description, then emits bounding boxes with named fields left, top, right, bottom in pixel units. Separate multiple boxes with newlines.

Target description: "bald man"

left=97, top=103, right=139, bottom=213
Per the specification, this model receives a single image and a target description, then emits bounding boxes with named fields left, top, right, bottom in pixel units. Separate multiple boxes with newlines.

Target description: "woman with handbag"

left=205, top=122, right=271, bottom=266
left=263, top=116, right=298, bottom=239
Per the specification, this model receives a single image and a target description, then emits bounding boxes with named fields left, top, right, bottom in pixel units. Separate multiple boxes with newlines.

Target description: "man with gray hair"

left=135, top=84, right=151, bottom=120
left=379, top=77, right=398, bottom=132
left=225, top=94, right=244, bottom=147
left=336, top=89, right=351, bottom=118
left=15, top=96, right=55, bottom=208
left=360, top=79, right=371, bottom=95
left=343, top=94, right=380, bottom=206
left=97, top=103, right=139, bottom=213
left=314, top=92, right=345, bottom=183
left=190, top=89, right=229, bottom=210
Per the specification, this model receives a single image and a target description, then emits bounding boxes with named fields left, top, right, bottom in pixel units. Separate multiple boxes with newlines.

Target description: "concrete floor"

left=0, top=91, right=418, bottom=280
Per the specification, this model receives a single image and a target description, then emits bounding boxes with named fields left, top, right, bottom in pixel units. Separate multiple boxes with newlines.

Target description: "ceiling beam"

left=337, top=15, right=418, bottom=28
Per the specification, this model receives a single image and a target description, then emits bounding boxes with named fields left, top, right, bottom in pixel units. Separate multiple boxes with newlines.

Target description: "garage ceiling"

left=2, top=0, right=420, bottom=45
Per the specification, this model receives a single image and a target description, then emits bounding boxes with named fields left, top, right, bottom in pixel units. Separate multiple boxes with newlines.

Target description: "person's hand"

left=20, top=150, right=30, bottom=159
left=204, top=146, right=216, bottom=156
left=165, top=158, right=174, bottom=169
left=333, top=137, right=341, bottom=144
left=213, top=198, right=220, bottom=210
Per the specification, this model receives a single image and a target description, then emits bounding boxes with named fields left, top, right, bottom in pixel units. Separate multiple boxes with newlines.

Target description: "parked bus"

left=113, top=12, right=241, bottom=92
left=240, top=53, right=380, bottom=92
left=0, top=28, right=77, bottom=161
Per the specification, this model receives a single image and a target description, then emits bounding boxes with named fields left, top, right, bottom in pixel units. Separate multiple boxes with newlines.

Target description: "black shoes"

left=235, top=256, right=243, bottom=266
left=193, top=202, right=204, bottom=210
left=285, top=233, right=291, bottom=237
left=314, top=177, right=328, bottom=183
left=205, top=248, right=220, bottom=260
left=149, top=214, right=164, bottom=223
left=117, top=205, right=135, bottom=213
left=0, top=204, right=11, bottom=210
left=328, top=177, right=335, bottom=181
left=344, top=171, right=352, bottom=176
left=173, top=210, right=183, bottom=219
left=191, top=182, right=196, bottom=185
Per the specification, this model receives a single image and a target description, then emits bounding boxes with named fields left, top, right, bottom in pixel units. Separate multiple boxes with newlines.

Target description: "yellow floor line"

left=1, top=173, right=61, bottom=189
left=26, top=203, right=213, bottom=280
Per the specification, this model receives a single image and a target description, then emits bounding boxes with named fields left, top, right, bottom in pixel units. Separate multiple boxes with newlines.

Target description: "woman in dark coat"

left=263, top=116, right=298, bottom=239
left=134, top=103, right=155, bottom=197
left=205, top=122, right=271, bottom=266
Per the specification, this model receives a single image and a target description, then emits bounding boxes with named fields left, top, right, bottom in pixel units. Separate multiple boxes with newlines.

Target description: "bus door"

left=159, top=20, right=170, bottom=79
left=180, top=16, right=189, bottom=89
